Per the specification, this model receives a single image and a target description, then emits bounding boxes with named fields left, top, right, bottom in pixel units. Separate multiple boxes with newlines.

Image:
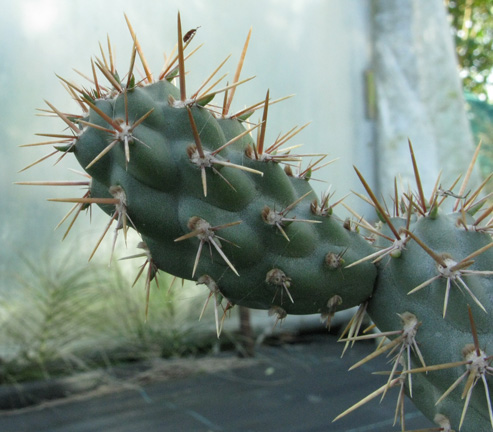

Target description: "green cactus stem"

left=18, top=13, right=493, bottom=432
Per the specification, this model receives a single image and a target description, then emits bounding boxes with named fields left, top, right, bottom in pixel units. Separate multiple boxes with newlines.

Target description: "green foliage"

left=465, top=94, right=493, bottom=189
left=447, top=0, right=493, bottom=100
left=0, top=252, right=219, bottom=384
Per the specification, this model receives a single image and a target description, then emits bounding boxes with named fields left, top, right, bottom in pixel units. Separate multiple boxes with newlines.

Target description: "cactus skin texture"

left=79, top=78, right=377, bottom=315
left=21, top=14, right=493, bottom=432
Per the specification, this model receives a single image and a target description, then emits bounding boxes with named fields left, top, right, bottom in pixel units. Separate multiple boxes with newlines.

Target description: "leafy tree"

left=446, top=0, right=493, bottom=100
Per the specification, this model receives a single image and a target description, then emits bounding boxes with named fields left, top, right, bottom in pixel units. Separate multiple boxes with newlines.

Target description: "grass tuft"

left=0, top=249, right=225, bottom=384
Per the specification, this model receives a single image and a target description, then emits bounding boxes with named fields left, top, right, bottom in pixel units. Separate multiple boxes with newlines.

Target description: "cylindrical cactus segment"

left=366, top=212, right=493, bottom=431
left=22, top=15, right=493, bottom=432
left=75, top=77, right=377, bottom=315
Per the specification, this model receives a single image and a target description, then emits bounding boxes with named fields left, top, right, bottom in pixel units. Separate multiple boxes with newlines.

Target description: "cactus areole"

left=20, top=13, right=493, bottom=432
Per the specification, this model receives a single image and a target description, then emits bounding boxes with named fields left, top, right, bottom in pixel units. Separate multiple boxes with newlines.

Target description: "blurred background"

left=0, top=0, right=492, bottom=407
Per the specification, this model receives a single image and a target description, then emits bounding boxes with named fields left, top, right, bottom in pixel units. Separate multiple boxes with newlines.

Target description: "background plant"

left=0, top=250, right=221, bottom=384
left=447, top=0, right=493, bottom=101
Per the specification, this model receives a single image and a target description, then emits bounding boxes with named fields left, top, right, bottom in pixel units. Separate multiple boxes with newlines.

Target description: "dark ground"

left=0, top=332, right=435, bottom=432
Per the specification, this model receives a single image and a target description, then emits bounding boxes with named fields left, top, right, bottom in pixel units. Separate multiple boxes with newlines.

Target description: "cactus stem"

left=404, top=230, right=447, bottom=267
left=438, top=350, right=492, bottom=429
left=467, top=305, right=481, bottom=357
left=453, top=242, right=493, bottom=270
left=411, top=269, right=486, bottom=318
left=130, top=107, right=156, bottom=130
left=123, top=88, right=130, bottom=127
left=403, top=307, right=493, bottom=429
left=83, top=103, right=153, bottom=169
left=283, top=190, right=314, bottom=213
left=210, top=158, right=264, bottom=176
left=406, top=230, right=492, bottom=316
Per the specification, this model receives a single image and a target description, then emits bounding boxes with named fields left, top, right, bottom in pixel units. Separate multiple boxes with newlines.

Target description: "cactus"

left=19, top=14, right=493, bottom=431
